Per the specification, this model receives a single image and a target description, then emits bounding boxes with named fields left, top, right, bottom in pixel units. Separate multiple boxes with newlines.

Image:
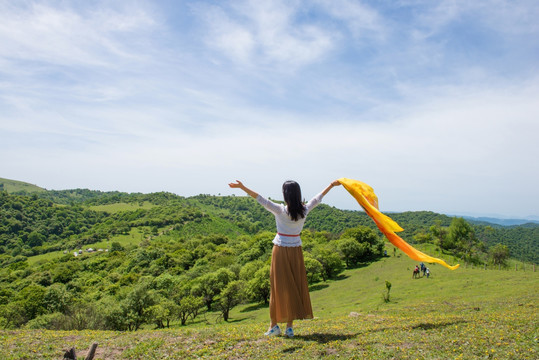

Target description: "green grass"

left=3, top=243, right=538, bottom=359
left=88, top=228, right=149, bottom=248
left=88, top=202, right=156, bottom=213
left=26, top=251, right=65, bottom=266
left=0, top=177, right=46, bottom=193
left=229, top=243, right=537, bottom=322
left=27, top=228, right=150, bottom=266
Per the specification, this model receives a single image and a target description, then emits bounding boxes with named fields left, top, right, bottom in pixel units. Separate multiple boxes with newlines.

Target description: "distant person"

left=413, top=265, right=420, bottom=279
left=426, top=267, right=430, bottom=278
left=420, top=262, right=426, bottom=276
left=229, top=179, right=341, bottom=337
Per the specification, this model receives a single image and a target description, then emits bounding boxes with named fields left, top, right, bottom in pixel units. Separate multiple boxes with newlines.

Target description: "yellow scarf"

left=338, top=178, right=459, bottom=270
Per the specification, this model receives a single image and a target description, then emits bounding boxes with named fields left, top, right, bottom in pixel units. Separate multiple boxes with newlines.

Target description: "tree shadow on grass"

left=308, top=284, right=329, bottom=292
left=345, top=319, right=469, bottom=337
left=411, top=319, right=467, bottom=331
left=225, top=318, right=248, bottom=324
left=240, top=303, right=268, bottom=313
left=292, top=332, right=359, bottom=344
left=282, top=345, right=303, bottom=354
left=346, top=262, right=373, bottom=270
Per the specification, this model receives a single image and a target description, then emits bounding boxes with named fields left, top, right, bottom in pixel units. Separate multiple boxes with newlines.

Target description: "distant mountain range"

left=451, top=215, right=539, bottom=227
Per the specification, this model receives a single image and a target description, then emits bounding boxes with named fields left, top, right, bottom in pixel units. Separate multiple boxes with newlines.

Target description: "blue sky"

left=1, top=0, right=538, bottom=219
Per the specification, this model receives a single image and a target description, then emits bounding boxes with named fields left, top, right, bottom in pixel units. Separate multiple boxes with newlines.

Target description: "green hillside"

left=1, top=247, right=536, bottom=359
left=2, top=187, right=536, bottom=265
left=0, top=180, right=537, bottom=359
left=0, top=177, right=46, bottom=194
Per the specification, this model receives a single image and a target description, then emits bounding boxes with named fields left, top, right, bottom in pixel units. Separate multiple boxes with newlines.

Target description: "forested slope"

left=1, top=184, right=537, bottom=263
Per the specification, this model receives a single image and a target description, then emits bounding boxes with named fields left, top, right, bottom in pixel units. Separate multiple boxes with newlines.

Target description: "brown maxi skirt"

left=269, top=245, right=313, bottom=323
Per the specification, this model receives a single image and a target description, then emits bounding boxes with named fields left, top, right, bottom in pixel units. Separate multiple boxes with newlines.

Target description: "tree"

left=303, top=256, right=323, bottom=284
left=237, top=231, right=274, bottom=264
left=43, top=283, right=72, bottom=314
left=341, top=226, right=379, bottom=245
left=336, top=237, right=366, bottom=267
left=27, top=231, right=45, bottom=247
left=447, top=218, right=479, bottom=261
left=0, top=287, right=14, bottom=306
left=152, top=273, right=177, bottom=297
left=148, top=298, right=178, bottom=329
left=25, top=312, right=66, bottom=330
left=122, top=280, right=157, bottom=330
left=0, top=301, right=26, bottom=328
left=340, top=226, right=384, bottom=260
left=216, top=280, right=244, bottom=321
left=65, top=303, right=102, bottom=330
left=191, top=273, right=219, bottom=310
left=490, top=243, right=510, bottom=266
left=414, top=231, right=432, bottom=244
left=245, top=265, right=270, bottom=304
left=239, top=260, right=263, bottom=281
left=430, top=220, right=448, bottom=247
left=191, top=268, right=235, bottom=311
left=100, top=296, right=128, bottom=331
left=52, top=262, right=80, bottom=284
left=18, top=284, right=46, bottom=322
left=177, top=295, right=204, bottom=326
left=311, top=246, right=345, bottom=281
left=110, top=242, right=125, bottom=252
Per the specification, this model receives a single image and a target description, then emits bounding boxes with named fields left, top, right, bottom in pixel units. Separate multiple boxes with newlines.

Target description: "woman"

left=228, top=179, right=341, bottom=337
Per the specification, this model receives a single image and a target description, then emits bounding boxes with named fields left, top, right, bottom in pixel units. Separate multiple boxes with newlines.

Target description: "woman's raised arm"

left=320, top=180, right=341, bottom=196
left=228, top=180, right=259, bottom=199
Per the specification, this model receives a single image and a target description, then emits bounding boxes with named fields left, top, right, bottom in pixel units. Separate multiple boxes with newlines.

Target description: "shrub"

left=25, top=312, right=66, bottom=330
left=383, top=280, right=392, bottom=303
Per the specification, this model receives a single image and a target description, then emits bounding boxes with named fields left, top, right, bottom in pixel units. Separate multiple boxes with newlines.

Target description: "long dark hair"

left=282, top=180, right=306, bottom=221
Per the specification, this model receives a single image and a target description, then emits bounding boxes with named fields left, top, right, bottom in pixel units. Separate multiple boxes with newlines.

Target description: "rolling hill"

left=0, top=177, right=46, bottom=194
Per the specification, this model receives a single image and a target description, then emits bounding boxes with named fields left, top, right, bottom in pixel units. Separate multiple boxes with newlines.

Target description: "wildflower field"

left=2, top=254, right=537, bottom=359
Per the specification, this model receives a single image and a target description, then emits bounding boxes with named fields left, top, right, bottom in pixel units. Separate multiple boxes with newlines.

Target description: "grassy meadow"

left=2, top=244, right=537, bottom=359
left=88, top=202, right=156, bottom=213
left=27, top=227, right=152, bottom=266
left=0, top=177, right=45, bottom=193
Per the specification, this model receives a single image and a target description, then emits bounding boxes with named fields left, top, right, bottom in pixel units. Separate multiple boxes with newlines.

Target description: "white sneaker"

left=264, top=325, right=281, bottom=336
left=285, top=327, right=294, bottom=337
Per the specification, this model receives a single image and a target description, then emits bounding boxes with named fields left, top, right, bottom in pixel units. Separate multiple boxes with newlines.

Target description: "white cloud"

left=404, top=0, right=539, bottom=42
left=195, top=0, right=335, bottom=68
left=202, top=5, right=255, bottom=64
left=314, top=0, right=386, bottom=39
left=0, top=2, right=158, bottom=68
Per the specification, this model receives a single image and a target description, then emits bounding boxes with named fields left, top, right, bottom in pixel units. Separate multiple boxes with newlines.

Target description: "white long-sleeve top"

left=256, top=192, right=325, bottom=247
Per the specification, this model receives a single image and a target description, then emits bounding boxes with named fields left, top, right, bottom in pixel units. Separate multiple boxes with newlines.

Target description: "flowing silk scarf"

left=338, top=178, right=459, bottom=270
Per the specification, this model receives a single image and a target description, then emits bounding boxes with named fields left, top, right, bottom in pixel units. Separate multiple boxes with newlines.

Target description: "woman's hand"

left=321, top=179, right=341, bottom=196
left=228, top=180, right=244, bottom=189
